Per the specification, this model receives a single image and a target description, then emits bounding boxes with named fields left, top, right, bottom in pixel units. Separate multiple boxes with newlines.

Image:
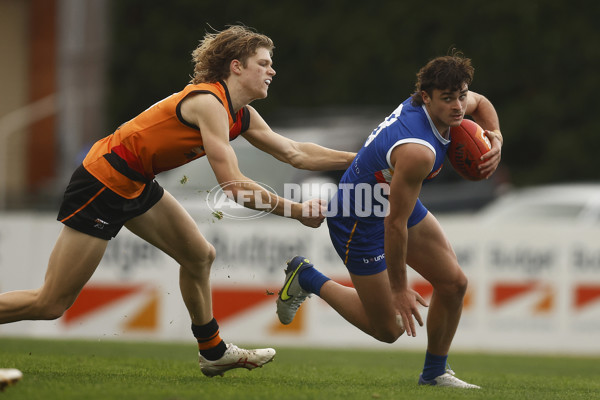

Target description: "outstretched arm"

left=180, top=94, right=325, bottom=228
left=242, top=106, right=356, bottom=171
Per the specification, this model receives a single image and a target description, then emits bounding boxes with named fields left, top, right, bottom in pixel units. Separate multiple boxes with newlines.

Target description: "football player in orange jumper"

left=0, top=25, right=356, bottom=377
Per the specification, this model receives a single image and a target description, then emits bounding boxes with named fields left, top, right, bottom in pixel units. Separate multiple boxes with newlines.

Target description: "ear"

left=230, top=59, right=243, bottom=76
left=421, top=90, right=431, bottom=105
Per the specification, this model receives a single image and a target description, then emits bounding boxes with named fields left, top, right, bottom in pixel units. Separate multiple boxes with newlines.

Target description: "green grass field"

left=1, top=337, right=598, bottom=399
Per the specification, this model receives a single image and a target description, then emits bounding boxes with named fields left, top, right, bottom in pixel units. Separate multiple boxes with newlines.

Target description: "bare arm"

left=466, top=91, right=502, bottom=178
left=242, top=106, right=356, bottom=170
left=180, top=94, right=325, bottom=227
left=385, top=143, right=431, bottom=336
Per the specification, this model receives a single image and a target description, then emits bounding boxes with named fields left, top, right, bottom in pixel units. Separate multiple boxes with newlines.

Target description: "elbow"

left=283, top=142, right=315, bottom=170
left=384, top=216, right=408, bottom=239
left=384, top=216, right=405, bottom=232
left=287, top=152, right=311, bottom=170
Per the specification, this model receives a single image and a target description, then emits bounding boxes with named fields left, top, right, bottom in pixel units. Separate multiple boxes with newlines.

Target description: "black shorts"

left=57, top=165, right=164, bottom=240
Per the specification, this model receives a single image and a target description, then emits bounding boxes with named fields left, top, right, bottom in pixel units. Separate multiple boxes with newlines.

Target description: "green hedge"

left=107, top=0, right=600, bottom=186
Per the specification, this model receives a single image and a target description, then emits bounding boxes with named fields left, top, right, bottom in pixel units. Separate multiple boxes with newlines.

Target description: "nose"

left=269, top=66, right=276, bottom=76
left=452, top=98, right=463, bottom=110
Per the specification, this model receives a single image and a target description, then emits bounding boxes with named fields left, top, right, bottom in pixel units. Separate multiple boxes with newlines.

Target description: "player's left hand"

left=479, top=130, right=502, bottom=178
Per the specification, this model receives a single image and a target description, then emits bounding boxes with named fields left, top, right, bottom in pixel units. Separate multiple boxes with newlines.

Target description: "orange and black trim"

left=59, top=186, right=106, bottom=223
left=196, top=330, right=224, bottom=351
left=103, top=150, right=150, bottom=183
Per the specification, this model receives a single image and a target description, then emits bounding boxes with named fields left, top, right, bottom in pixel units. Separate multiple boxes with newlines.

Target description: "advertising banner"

left=1, top=212, right=599, bottom=354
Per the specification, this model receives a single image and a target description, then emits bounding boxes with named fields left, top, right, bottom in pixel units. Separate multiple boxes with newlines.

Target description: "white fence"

left=1, top=212, right=599, bottom=355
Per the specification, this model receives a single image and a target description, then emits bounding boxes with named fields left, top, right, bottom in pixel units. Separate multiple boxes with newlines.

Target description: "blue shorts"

left=327, top=198, right=428, bottom=276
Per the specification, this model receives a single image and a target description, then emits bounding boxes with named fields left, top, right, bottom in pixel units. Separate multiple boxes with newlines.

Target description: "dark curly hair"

left=411, top=51, right=474, bottom=106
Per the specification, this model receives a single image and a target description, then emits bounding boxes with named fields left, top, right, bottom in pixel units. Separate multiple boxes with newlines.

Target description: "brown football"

left=448, top=119, right=491, bottom=181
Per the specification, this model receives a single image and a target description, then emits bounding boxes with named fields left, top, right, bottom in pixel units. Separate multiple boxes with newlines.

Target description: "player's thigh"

left=124, top=190, right=214, bottom=265
left=350, top=270, right=397, bottom=326
left=406, top=212, right=464, bottom=287
left=41, top=226, right=108, bottom=304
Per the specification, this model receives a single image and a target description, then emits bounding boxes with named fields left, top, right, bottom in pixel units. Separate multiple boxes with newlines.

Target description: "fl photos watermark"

left=205, top=180, right=390, bottom=220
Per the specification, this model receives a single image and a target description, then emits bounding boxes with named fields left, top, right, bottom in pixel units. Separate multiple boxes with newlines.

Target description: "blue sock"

left=298, top=267, right=330, bottom=296
left=422, top=351, right=448, bottom=381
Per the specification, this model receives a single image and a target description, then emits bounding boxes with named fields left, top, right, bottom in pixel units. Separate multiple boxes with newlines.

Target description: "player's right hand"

left=394, top=288, right=428, bottom=337
left=297, top=198, right=327, bottom=228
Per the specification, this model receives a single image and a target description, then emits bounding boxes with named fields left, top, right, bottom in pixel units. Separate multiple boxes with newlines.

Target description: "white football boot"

left=418, top=368, right=481, bottom=389
left=198, top=343, right=275, bottom=377
left=0, top=368, right=22, bottom=391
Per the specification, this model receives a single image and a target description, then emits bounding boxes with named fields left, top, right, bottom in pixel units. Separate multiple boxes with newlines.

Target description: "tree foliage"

left=107, top=0, right=600, bottom=186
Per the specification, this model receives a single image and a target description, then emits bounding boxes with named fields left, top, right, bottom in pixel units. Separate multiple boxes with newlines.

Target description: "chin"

left=448, top=117, right=463, bottom=127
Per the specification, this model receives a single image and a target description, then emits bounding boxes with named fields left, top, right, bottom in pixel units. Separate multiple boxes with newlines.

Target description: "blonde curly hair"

left=190, top=25, right=274, bottom=84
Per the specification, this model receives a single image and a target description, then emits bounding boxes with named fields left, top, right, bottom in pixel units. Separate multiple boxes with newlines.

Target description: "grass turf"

left=1, top=337, right=599, bottom=399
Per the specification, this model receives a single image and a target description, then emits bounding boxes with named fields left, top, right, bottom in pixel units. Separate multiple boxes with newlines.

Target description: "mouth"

left=265, top=79, right=271, bottom=86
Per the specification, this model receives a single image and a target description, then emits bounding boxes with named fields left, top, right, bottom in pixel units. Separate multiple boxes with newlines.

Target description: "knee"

left=40, top=304, right=68, bottom=320
left=182, top=242, right=216, bottom=278
left=375, top=331, right=401, bottom=344
left=201, top=243, right=216, bottom=269
left=372, top=322, right=404, bottom=344
left=32, top=292, right=74, bottom=320
left=434, top=269, right=468, bottom=299
left=453, top=272, right=468, bottom=298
